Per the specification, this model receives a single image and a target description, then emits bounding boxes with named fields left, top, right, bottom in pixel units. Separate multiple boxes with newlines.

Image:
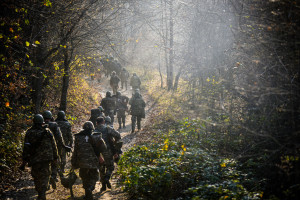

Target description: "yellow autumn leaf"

left=220, top=163, right=226, bottom=168
left=206, top=77, right=210, bottom=82
left=25, top=41, right=30, bottom=46
left=34, top=40, right=40, bottom=44
left=5, top=102, right=10, bottom=107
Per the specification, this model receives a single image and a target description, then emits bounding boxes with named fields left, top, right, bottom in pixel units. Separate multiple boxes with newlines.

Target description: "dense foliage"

left=118, top=119, right=263, bottom=199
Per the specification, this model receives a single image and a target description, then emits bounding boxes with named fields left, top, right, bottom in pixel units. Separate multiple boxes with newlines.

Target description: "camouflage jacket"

left=46, top=121, right=65, bottom=150
left=22, top=125, right=58, bottom=166
left=71, top=130, right=106, bottom=169
left=120, top=70, right=129, bottom=81
left=94, top=124, right=121, bottom=152
left=56, top=120, right=73, bottom=147
left=110, top=75, right=120, bottom=86
left=116, top=95, right=129, bottom=111
left=130, top=75, right=141, bottom=88
left=100, top=97, right=116, bottom=115
left=129, top=96, right=146, bottom=117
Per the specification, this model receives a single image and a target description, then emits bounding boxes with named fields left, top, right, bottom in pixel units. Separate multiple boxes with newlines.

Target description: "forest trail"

left=1, top=75, right=154, bottom=200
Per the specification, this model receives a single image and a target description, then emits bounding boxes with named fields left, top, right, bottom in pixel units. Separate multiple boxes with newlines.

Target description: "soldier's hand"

left=113, top=154, right=119, bottom=160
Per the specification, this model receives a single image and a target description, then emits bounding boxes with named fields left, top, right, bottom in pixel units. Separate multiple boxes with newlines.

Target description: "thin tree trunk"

left=168, top=0, right=174, bottom=91
left=59, top=48, right=72, bottom=111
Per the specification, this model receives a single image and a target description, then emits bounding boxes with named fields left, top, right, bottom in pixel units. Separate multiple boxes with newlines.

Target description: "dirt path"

left=1, top=76, right=154, bottom=200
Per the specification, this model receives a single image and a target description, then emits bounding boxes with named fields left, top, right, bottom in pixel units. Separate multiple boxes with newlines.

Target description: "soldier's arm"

left=48, top=130, right=59, bottom=160
left=56, top=126, right=66, bottom=147
left=67, top=124, right=73, bottom=147
left=22, top=131, right=31, bottom=163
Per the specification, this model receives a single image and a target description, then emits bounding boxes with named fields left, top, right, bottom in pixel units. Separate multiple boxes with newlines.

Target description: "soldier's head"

left=105, top=116, right=111, bottom=124
left=42, top=110, right=52, bottom=121
left=111, top=71, right=116, bottom=76
left=116, top=91, right=121, bottom=97
left=106, top=91, right=111, bottom=97
left=133, top=73, right=136, bottom=76
left=134, top=92, right=140, bottom=98
left=83, top=121, right=94, bottom=131
left=96, top=116, right=105, bottom=125
left=57, top=110, right=66, bottom=121
left=122, top=67, right=126, bottom=71
left=98, top=106, right=104, bottom=112
left=33, top=114, right=44, bottom=125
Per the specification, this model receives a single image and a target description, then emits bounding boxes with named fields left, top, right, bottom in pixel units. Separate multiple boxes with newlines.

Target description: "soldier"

left=42, top=110, right=71, bottom=188
left=89, top=108, right=102, bottom=127
left=105, top=115, right=113, bottom=128
left=71, top=121, right=107, bottom=200
left=93, top=117, right=121, bottom=192
left=110, top=71, right=120, bottom=95
left=20, top=114, right=58, bottom=200
left=130, top=73, right=141, bottom=91
left=120, top=67, right=130, bottom=90
left=129, top=91, right=146, bottom=133
left=115, top=91, right=129, bottom=129
left=100, top=91, right=116, bottom=125
left=55, top=111, right=73, bottom=172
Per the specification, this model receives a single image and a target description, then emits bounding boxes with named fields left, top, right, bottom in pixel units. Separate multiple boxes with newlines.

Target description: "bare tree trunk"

left=167, top=0, right=174, bottom=91
left=59, top=47, right=72, bottom=112
left=33, top=70, right=44, bottom=113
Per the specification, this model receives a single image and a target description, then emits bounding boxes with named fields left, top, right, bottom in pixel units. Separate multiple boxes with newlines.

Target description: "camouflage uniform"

left=120, top=68, right=130, bottom=90
left=55, top=111, right=73, bottom=172
left=22, top=115, right=58, bottom=200
left=71, top=122, right=107, bottom=200
left=129, top=92, right=146, bottom=133
left=94, top=123, right=121, bottom=191
left=100, top=91, right=116, bottom=124
left=130, top=73, right=141, bottom=91
left=110, top=71, right=120, bottom=95
left=115, top=92, right=129, bottom=129
left=89, top=108, right=104, bottom=127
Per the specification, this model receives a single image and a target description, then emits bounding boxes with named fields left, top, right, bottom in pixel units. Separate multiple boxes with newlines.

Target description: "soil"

left=1, top=76, right=156, bottom=200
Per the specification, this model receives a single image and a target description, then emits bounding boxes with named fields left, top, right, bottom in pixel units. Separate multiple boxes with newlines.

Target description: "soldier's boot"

left=137, top=122, right=141, bottom=131
left=131, top=125, right=135, bottom=133
left=118, top=123, right=122, bottom=130
left=123, top=122, right=126, bottom=129
left=50, top=177, right=56, bottom=190
left=100, top=182, right=106, bottom=192
left=84, top=189, right=93, bottom=200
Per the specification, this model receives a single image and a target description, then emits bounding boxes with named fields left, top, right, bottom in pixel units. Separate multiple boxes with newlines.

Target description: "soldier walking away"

left=55, top=111, right=73, bottom=173
left=115, top=91, right=129, bottom=129
left=71, top=121, right=107, bottom=200
left=89, top=108, right=103, bottom=127
left=110, top=71, right=120, bottom=95
left=105, top=115, right=113, bottom=128
left=93, top=117, right=121, bottom=192
left=19, top=114, right=59, bottom=200
left=42, top=110, right=71, bottom=189
left=129, top=91, right=146, bottom=133
left=120, top=67, right=130, bottom=90
left=100, top=91, right=116, bottom=125
left=130, top=73, right=141, bottom=92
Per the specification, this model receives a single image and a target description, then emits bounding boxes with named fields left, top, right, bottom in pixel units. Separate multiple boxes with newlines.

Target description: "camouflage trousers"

left=111, top=84, right=119, bottom=95
left=60, top=148, right=66, bottom=172
left=121, top=80, right=127, bottom=90
left=99, top=150, right=114, bottom=184
left=117, top=110, right=126, bottom=127
left=31, top=161, right=51, bottom=199
left=131, top=115, right=142, bottom=131
left=79, top=168, right=99, bottom=191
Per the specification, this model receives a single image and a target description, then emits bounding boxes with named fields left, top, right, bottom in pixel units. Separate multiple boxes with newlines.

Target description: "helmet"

left=111, top=71, right=116, bottom=76
left=42, top=110, right=52, bottom=119
left=133, top=73, right=136, bottom=76
left=134, top=92, right=140, bottom=98
left=116, top=91, right=121, bottom=96
left=105, top=116, right=111, bottom=123
left=57, top=111, right=66, bottom=120
left=33, top=114, right=44, bottom=124
left=106, top=91, right=111, bottom=97
left=83, top=121, right=95, bottom=131
left=98, top=106, right=104, bottom=112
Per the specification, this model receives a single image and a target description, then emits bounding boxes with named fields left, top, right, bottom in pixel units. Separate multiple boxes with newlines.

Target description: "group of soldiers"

left=20, top=70, right=146, bottom=200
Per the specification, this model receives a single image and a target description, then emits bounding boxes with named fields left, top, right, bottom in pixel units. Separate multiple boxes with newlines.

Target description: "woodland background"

left=0, top=0, right=299, bottom=199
